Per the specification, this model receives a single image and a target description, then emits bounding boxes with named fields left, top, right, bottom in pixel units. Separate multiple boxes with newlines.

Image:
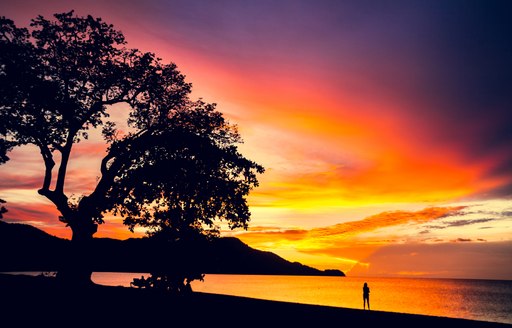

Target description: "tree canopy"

left=0, top=10, right=264, bottom=269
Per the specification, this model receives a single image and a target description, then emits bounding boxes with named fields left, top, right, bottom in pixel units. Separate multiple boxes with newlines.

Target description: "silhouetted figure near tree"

left=363, top=282, right=370, bottom=310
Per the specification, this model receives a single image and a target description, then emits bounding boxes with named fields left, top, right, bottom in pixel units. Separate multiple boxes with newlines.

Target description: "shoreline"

left=0, top=273, right=509, bottom=327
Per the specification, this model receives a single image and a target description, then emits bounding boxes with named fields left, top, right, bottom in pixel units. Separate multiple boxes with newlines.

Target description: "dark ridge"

left=0, top=221, right=344, bottom=276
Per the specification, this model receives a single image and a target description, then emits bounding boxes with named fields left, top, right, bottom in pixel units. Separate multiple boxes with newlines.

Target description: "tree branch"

left=38, top=187, right=71, bottom=220
left=0, top=30, right=11, bottom=43
left=54, top=127, right=76, bottom=194
left=78, top=149, right=127, bottom=221
left=35, top=139, right=55, bottom=193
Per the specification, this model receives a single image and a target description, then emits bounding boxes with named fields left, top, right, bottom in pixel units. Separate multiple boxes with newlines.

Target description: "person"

left=182, top=278, right=193, bottom=294
left=363, top=282, right=370, bottom=310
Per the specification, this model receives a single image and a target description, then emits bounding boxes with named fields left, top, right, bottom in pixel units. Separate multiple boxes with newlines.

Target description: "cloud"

left=233, top=203, right=512, bottom=275
left=310, top=206, right=465, bottom=238
left=348, top=241, right=512, bottom=280
left=3, top=202, right=61, bottom=224
left=427, top=218, right=495, bottom=230
left=0, top=146, right=46, bottom=191
left=447, top=218, right=495, bottom=226
left=0, top=174, right=43, bottom=190
left=452, top=238, right=472, bottom=242
left=2, top=201, right=142, bottom=240
left=237, top=206, right=464, bottom=244
left=1, top=201, right=71, bottom=238
left=232, top=226, right=308, bottom=245
left=425, top=225, right=446, bottom=230
left=235, top=205, right=466, bottom=271
left=0, top=1, right=510, bottom=277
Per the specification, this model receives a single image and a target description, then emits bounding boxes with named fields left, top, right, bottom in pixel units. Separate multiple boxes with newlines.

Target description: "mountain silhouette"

left=0, top=221, right=344, bottom=276
left=0, top=220, right=65, bottom=271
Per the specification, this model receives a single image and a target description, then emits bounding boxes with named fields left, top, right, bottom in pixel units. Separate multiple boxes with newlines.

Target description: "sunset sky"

left=1, top=0, right=511, bottom=280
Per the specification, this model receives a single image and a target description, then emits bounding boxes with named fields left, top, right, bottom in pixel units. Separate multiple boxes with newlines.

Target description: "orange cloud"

left=231, top=206, right=467, bottom=272
left=234, top=206, right=465, bottom=265
left=309, top=206, right=466, bottom=238
left=252, top=126, right=507, bottom=206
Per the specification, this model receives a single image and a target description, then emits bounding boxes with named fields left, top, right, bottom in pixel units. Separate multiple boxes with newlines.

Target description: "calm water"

left=91, top=272, right=512, bottom=325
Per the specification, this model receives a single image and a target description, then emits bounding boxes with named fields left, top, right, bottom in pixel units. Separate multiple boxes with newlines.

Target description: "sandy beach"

left=0, top=273, right=508, bottom=327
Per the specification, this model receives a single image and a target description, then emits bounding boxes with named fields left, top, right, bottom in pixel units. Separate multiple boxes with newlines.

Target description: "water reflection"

left=22, top=272, right=509, bottom=325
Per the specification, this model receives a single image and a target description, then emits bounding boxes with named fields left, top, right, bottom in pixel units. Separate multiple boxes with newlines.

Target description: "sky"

left=1, top=0, right=511, bottom=280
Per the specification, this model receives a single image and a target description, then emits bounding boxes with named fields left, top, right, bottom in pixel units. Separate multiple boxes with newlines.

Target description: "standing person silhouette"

left=363, top=282, right=370, bottom=310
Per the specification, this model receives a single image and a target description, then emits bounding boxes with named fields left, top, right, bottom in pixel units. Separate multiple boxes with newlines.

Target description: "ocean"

left=91, top=272, right=512, bottom=325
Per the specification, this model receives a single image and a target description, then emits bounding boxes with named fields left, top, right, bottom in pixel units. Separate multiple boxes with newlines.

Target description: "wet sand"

left=0, top=273, right=508, bottom=327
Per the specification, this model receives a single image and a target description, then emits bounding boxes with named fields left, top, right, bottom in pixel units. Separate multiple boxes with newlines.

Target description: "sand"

left=0, top=273, right=508, bottom=327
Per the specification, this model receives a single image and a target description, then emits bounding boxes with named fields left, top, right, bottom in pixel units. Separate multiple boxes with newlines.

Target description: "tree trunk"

left=56, top=218, right=98, bottom=287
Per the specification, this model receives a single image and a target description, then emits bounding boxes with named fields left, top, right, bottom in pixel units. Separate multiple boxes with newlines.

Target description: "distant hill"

left=0, top=220, right=64, bottom=271
left=0, top=221, right=344, bottom=276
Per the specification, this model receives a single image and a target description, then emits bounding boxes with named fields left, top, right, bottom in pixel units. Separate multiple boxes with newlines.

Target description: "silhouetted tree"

left=0, top=135, right=9, bottom=219
left=0, top=12, right=264, bottom=284
left=0, top=198, right=6, bottom=219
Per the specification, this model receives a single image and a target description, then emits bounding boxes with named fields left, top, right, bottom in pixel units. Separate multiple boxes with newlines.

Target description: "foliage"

left=130, top=272, right=204, bottom=294
left=0, top=11, right=264, bottom=281
left=0, top=198, right=6, bottom=219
